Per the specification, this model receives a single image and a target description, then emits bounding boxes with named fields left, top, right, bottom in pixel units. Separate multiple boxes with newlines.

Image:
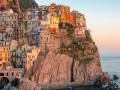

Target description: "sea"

left=101, top=56, right=120, bottom=85
left=62, top=56, right=120, bottom=90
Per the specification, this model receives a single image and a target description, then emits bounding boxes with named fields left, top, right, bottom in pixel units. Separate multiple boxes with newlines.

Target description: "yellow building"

left=0, top=40, right=18, bottom=69
left=50, top=13, right=59, bottom=30
left=0, top=47, right=11, bottom=62
left=0, top=46, right=11, bottom=69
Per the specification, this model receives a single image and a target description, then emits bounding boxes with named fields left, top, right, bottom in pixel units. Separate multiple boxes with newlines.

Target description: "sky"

left=35, top=0, right=120, bottom=57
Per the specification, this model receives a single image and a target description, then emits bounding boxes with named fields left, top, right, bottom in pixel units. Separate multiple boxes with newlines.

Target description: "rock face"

left=18, top=0, right=38, bottom=12
left=32, top=51, right=73, bottom=86
left=25, top=28, right=111, bottom=87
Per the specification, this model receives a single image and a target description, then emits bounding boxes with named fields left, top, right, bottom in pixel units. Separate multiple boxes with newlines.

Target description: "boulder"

left=113, top=74, right=119, bottom=80
left=18, top=78, right=40, bottom=90
left=99, top=72, right=111, bottom=85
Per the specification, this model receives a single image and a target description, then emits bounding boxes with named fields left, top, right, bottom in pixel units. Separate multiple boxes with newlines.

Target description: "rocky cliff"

left=0, top=0, right=38, bottom=13
left=25, top=27, right=111, bottom=88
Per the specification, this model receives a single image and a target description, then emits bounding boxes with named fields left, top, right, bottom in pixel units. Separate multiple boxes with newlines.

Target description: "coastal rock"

left=18, top=78, right=40, bottom=90
left=99, top=72, right=111, bottom=85
left=113, top=74, right=119, bottom=80
left=32, top=51, right=73, bottom=86
left=25, top=28, right=111, bottom=88
left=73, top=54, right=102, bottom=84
left=26, top=50, right=104, bottom=86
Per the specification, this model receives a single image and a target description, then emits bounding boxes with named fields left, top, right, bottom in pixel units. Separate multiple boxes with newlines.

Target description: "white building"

left=74, top=26, right=86, bottom=42
left=0, top=29, right=11, bottom=41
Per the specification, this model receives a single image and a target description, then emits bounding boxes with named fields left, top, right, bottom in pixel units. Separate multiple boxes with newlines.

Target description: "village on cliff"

left=0, top=2, right=120, bottom=90
left=0, top=2, right=86, bottom=83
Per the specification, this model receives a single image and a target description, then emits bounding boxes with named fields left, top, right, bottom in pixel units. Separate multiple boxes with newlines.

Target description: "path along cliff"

left=24, top=27, right=111, bottom=89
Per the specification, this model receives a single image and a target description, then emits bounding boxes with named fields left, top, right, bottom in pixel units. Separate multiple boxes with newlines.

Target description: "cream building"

left=22, top=46, right=40, bottom=71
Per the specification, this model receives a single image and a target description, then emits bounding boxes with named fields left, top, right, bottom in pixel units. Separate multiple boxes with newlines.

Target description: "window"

left=47, top=37, right=48, bottom=41
left=12, top=72, right=14, bottom=76
left=6, top=73, right=8, bottom=76
left=32, top=55, right=35, bottom=58
left=0, top=73, right=4, bottom=76
left=28, top=55, right=31, bottom=58
left=5, top=53, right=7, bottom=57
left=5, top=59, right=7, bottom=61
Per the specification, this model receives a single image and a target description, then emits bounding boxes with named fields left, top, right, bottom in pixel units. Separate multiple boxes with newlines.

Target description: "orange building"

left=60, top=12, right=76, bottom=26
left=60, top=13, right=66, bottom=23
left=58, top=5, right=70, bottom=14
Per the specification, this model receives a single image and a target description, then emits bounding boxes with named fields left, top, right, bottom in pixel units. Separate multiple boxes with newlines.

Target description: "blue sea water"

left=100, top=56, right=120, bottom=85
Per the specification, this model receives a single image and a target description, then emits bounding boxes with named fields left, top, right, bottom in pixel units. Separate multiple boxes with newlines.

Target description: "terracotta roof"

left=0, top=3, right=5, bottom=8
left=0, top=29, right=6, bottom=33
left=3, top=62, right=12, bottom=66
left=17, top=43, right=25, bottom=47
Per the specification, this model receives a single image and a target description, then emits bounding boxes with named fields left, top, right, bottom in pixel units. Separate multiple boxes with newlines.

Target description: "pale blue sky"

left=35, top=0, right=120, bottom=56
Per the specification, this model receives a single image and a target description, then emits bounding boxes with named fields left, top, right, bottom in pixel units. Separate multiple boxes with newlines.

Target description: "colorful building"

left=0, top=40, right=13, bottom=69
left=22, top=46, right=40, bottom=71
left=58, top=5, right=70, bottom=14
left=0, top=29, right=11, bottom=41
left=39, top=5, right=48, bottom=12
left=70, top=13, right=76, bottom=26
left=59, top=13, right=66, bottom=23
left=15, top=43, right=28, bottom=67
left=74, top=26, right=86, bottom=42
left=50, top=13, right=59, bottom=29
left=0, top=9, right=18, bottom=27
left=79, top=14, right=86, bottom=27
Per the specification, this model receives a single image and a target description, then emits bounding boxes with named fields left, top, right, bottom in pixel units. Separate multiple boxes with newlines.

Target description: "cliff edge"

left=25, top=27, right=111, bottom=88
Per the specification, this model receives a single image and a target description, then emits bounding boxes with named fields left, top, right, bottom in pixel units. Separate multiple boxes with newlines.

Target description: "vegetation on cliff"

left=59, top=24, right=98, bottom=65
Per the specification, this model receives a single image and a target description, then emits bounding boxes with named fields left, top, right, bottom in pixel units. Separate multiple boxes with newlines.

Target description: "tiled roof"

left=17, top=43, right=25, bottom=47
left=0, top=29, right=6, bottom=33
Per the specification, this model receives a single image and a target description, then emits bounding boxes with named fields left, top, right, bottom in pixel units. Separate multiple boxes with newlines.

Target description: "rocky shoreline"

left=40, top=82, right=97, bottom=90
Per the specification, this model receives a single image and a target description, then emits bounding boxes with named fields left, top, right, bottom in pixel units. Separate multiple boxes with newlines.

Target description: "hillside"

left=0, top=0, right=38, bottom=13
